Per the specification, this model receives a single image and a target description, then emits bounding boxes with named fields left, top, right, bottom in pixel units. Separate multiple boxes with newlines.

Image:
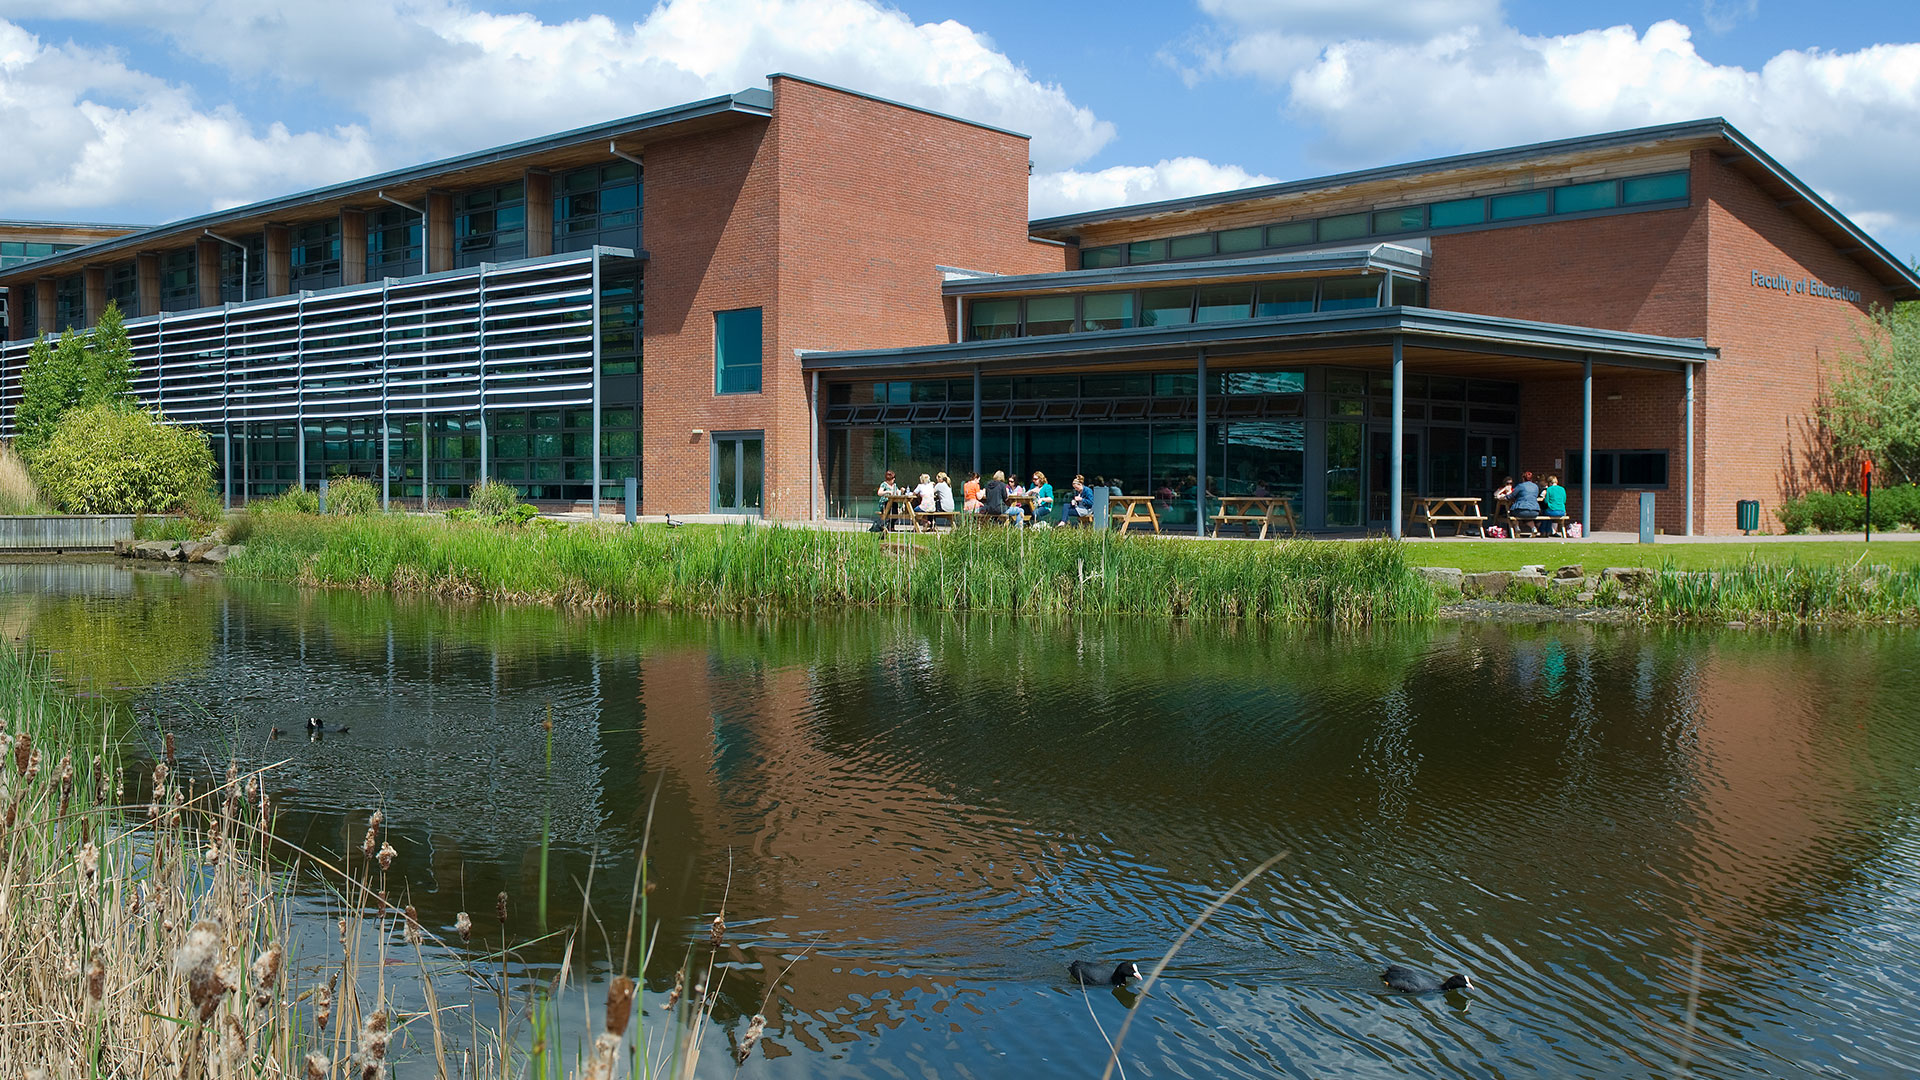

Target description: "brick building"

left=0, top=80, right=1912, bottom=533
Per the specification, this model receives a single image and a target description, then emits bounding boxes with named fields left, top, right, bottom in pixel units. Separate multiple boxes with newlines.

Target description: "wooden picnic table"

left=876, top=493, right=924, bottom=532
left=1412, top=496, right=1488, bottom=538
left=1112, top=495, right=1162, bottom=535
left=1210, top=495, right=1298, bottom=539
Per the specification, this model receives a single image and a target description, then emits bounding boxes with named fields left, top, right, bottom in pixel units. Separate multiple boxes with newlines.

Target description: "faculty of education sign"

left=1750, top=270, right=1863, bottom=304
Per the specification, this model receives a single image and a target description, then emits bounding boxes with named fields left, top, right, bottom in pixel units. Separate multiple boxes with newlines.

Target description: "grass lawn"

left=1405, top=539, right=1920, bottom=573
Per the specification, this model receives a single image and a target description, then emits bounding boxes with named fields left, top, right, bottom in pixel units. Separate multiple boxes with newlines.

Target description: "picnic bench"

left=1112, top=495, right=1162, bottom=535
left=1210, top=495, right=1298, bottom=540
left=1497, top=508, right=1569, bottom=537
left=1412, top=496, right=1487, bottom=538
left=876, top=494, right=921, bottom=532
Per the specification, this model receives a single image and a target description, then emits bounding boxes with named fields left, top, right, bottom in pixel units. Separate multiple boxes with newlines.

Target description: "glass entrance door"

left=1467, top=434, right=1513, bottom=505
left=712, top=432, right=764, bottom=514
left=1367, top=428, right=1420, bottom=527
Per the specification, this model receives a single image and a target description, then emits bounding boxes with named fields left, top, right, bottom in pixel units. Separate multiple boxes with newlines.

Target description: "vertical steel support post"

left=477, top=263, right=489, bottom=486
left=421, top=408, right=429, bottom=511
left=971, top=365, right=982, bottom=476
left=809, top=369, right=821, bottom=520
left=380, top=279, right=390, bottom=511
left=590, top=249, right=603, bottom=519
left=221, top=306, right=232, bottom=506
left=1582, top=356, right=1594, bottom=536
left=1195, top=348, right=1208, bottom=537
left=1389, top=336, right=1404, bottom=540
left=1684, top=363, right=1696, bottom=537
left=294, top=294, right=306, bottom=491
left=222, top=426, right=232, bottom=509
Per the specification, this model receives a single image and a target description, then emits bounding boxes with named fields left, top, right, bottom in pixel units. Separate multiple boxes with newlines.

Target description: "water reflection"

left=10, top=563, right=1920, bottom=1078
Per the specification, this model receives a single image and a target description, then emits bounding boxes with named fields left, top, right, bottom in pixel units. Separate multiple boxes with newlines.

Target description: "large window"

left=54, top=274, right=84, bottom=332
left=289, top=220, right=342, bottom=291
left=455, top=182, right=526, bottom=268
left=555, top=162, right=640, bottom=254
left=366, top=208, right=422, bottom=279
left=715, top=307, right=762, bottom=394
left=219, top=233, right=266, bottom=303
left=160, top=249, right=198, bottom=312
left=962, top=276, right=1393, bottom=340
left=0, top=241, right=80, bottom=270
left=1564, top=449, right=1669, bottom=489
left=107, top=261, right=139, bottom=318
left=600, top=272, right=640, bottom=376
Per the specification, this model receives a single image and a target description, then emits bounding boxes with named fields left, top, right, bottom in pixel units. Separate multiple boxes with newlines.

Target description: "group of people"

left=1492, top=471, right=1569, bottom=536
left=869, top=469, right=1115, bottom=531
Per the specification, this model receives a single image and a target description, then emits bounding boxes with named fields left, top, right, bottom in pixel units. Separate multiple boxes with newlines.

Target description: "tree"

left=1821, top=303, right=1920, bottom=487
left=14, top=331, right=84, bottom=458
left=79, top=300, right=136, bottom=408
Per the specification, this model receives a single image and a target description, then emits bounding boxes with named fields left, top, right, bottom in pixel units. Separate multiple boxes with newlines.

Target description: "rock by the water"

left=1462, top=571, right=1511, bottom=597
left=1416, top=567, right=1464, bottom=591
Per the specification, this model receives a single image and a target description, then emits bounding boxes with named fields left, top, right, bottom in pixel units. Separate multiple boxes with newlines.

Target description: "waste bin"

left=1736, top=499, right=1760, bottom=534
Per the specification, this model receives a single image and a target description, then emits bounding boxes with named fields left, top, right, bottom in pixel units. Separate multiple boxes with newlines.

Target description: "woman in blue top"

left=1030, top=471, right=1054, bottom=524
left=1509, top=471, right=1543, bottom=535
left=1540, top=473, right=1567, bottom=534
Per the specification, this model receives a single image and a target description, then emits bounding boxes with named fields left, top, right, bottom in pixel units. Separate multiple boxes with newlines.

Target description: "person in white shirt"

left=932, top=472, right=955, bottom=513
left=913, top=473, right=937, bottom=512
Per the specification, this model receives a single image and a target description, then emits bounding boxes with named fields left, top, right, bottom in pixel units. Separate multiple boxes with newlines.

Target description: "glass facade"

left=1077, top=169, right=1691, bottom=269
left=455, top=183, right=527, bottom=268
left=219, top=233, right=266, bottom=302
left=0, top=241, right=82, bottom=270
left=54, top=274, right=84, bottom=332
left=824, top=369, right=1518, bottom=529
left=366, top=208, right=422, bottom=279
left=964, top=275, right=1426, bottom=340
left=554, top=162, right=641, bottom=253
left=289, top=220, right=342, bottom=291
left=107, top=261, right=139, bottom=318
left=160, top=249, right=198, bottom=312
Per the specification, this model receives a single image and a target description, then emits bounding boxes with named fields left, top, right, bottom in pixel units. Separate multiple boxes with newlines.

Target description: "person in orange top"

left=963, top=471, right=983, bottom=512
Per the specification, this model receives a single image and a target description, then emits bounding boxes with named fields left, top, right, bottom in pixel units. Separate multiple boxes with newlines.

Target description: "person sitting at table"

left=913, top=473, right=937, bottom=512
left=1492, top=474, right=1515, bottom=516
left=1029, top=470, right=1055, bottom=524
left=1540, top=473, right=1568, bottom=534
left=869, top=470, right=904, bottom=533
left=963, top=471, right=983, bottom=512
left=1058, top=475, right=1095, bottom=527
left=979, top=470, right=1019, bottom=525
left=1508, top=471, right=1543, bottom=536
left=933, top=472, right=955, bottom=514
left=1251, top=479, right=1273, bottom=498
left=1107, top=477, right=1124, bottom=499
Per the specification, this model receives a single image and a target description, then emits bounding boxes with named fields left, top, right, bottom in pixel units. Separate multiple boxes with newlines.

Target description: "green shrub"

left=252, top=487, right=319, bottom=516
left=30, top=405, right=215, bottom=515
left=1777, top=486, right=1916, bottom=533
left=468, top=479, right=519, bottom=518
left=326, top=474, right=379, bottom=516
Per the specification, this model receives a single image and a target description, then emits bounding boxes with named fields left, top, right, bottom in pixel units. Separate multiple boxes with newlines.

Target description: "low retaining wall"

left=0, top=515, right=144, bottom=551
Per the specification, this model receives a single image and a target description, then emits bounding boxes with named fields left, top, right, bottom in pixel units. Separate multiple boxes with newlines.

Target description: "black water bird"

left=1381, top=964, right=1471, bottom=993
left=1068, top=961, right=1143, bottom=987
left=306, top=717, right=349, bottom=736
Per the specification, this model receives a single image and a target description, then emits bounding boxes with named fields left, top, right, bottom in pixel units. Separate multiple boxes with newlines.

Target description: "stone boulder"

left=184, top=541, right=217, bottom=563
left=1552, top=564, right=1584, bottom=581
left=1415, top=566, right=1464, bottom=591
left=201, top=545, right=232, bottom=565
left=1601, top=567, right=1654, bottom=589
left=1461, top=571, right=1511, bottom=598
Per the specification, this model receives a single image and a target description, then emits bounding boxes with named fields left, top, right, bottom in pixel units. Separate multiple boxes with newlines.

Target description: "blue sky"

left=3, top=1, right=1917, bottom=262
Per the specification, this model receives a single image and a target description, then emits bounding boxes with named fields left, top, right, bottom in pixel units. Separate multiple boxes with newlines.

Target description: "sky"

left=2, top=0, right=1917, bottom=262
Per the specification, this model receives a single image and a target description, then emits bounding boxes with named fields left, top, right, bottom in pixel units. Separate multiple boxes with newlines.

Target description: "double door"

left=1365, top=429, right=1512, bottom=527
left=711, top=432, right=764, bottom=514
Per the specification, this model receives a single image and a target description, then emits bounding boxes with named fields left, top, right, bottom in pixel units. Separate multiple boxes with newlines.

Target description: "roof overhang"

left=940, top=243, right=1428, bottom=298
left=0, top=89, right=770, bottom=289
left=801, top=306, right=1716, bottom=377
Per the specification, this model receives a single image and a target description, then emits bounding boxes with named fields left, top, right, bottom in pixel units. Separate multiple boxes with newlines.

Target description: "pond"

left=9, top=558, right=1920, bottom=1078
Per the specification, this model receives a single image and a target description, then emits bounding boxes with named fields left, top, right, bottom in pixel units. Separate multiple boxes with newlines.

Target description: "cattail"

left=496, top=892, right=508, bottom=927
left=12, top=731, right=30, bottom=774
left=175, top=920, right=228, bottom=1022
left=667, top=969, right=683, bottom=1010
left=77, top=840, right=98, bottom=881
left=377, top=841, right=396, bottom=872
left=250, top=943, right=283, bottom=1009
left=710, top=913, right=725, bottom=947
left=403, top=905, right=422, bottom=947
left=85, top=955, right=105, bottom=1003
left=361, top=811, right=383, bottom=862
left=245, top=774, right=260, bottom=803
left=316, top=973, right=336, bottom=1031
left=358, top=1007, right=390, bottom=1079
left=25, top=747, right=39, bottom=780
left=56, top=754, right=73, bottom=816
left=305, top=1052, right=328, bottom=1080
left=164, top=731, right=175, bottom=765
left=737, top=1013, right=767, bottom=1061
left=454, top=911, right=472, bottom=942
left=604, top=975, right=635, bottom=1038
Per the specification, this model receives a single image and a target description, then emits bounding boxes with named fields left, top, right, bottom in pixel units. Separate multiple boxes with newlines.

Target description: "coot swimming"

left=1069, top=961, right=1143, bottom=986
left=1381, top=964, right=1471, bottom=993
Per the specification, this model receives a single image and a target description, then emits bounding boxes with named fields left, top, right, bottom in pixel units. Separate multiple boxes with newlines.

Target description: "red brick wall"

left=1698, top=153, right=1890, bottom=532
left=641, top=76, right=1063, bottom=519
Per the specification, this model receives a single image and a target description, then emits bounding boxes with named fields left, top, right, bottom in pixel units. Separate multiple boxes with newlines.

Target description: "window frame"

left=714, top=306, right=764, bottom=396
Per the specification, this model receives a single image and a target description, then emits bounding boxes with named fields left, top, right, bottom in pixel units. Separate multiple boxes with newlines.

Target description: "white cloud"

left=1029, top=158, right=1277, bottom=219
left=1180, top=10, right=1920, bottom=260
left=0, top=19, right=375, bottom=219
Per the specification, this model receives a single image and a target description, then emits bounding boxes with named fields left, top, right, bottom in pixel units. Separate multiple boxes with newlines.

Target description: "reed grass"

left=0, top=638, right=728, bottom=1078
left=0, top=442, right=46, bottom=514
left=1640, top=557, right=1920, bottom=625
left=229, top=515, right=1440, bottom=624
